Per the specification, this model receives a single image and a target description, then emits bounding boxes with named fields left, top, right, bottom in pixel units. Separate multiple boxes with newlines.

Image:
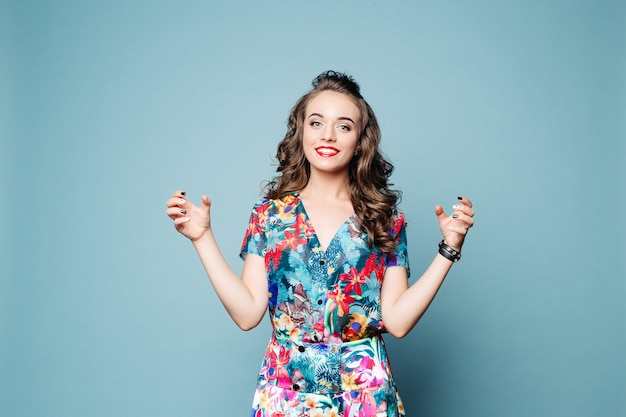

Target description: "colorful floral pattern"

left=240, top=192, right=409, bottom=417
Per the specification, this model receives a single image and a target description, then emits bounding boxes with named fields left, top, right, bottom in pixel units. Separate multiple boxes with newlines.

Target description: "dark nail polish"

left=181, top=210, right=187, bottom=214
left=452, top=214, right=459, bottom=219
left=181, top=191, right=186, bottom=196
left=457, top=196, right=462, bottom=200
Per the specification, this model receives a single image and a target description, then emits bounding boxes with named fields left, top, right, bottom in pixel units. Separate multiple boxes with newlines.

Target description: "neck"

left=301, top=171, right=351, bottom=201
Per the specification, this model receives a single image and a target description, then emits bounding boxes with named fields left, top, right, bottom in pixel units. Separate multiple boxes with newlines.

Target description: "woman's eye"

left=311, top=121, right=322, bottom=127
left=339, top=125, right=350, bottom=131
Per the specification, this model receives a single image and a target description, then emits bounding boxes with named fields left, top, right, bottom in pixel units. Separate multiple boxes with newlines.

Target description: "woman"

left=166, top=71, right=474, bottom=416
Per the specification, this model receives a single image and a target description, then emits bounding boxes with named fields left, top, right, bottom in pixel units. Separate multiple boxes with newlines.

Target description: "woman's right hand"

left=166, top=190, right=212, bottom=242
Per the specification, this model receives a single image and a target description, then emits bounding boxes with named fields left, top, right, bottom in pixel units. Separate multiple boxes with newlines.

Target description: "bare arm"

left=166, top=191, right=268, bottom=330
left=381, top=197, right=475, bottom=338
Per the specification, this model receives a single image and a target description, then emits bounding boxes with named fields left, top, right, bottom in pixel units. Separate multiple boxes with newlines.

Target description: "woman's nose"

left=321, top=125, right=336, bottom=142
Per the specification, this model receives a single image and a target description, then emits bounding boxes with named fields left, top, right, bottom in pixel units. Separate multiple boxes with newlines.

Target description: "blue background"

left=2, top=0, right=625, bottom=416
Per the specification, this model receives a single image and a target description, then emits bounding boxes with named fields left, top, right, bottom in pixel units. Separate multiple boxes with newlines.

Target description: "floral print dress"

left=240, top=192, right=410, bottom=417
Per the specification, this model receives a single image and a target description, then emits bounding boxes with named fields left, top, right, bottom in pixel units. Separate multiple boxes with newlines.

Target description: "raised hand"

left=435, top=196, right=475, bottom=252
left=166, top=190, right=212, bottom=242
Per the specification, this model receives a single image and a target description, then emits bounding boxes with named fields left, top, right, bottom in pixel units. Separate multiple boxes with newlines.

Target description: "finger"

left=166, top=206, right=189, bottom=219
left=457, top=196, right=473, bottom=208
left=447, top=224, right=470, bottom=235
left=172, top=190, right=187, bottom=198
left=166, top=196, right=189, bottom=209
left=201, top=195, right=212, bottom=210
left=452, top=204, right=475, bottom=217
left=450, top=213, right=474, bottom=227
left=173, top=216, right=191, bottom=228
left=435, top=205, right=447, bottom=222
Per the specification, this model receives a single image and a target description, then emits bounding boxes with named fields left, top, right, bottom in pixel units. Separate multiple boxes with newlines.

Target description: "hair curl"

left=264, top=70, right=401, bottom=254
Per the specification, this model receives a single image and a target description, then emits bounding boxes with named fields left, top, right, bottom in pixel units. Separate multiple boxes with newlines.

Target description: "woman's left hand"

left=435, top=196, right=475, bottom=252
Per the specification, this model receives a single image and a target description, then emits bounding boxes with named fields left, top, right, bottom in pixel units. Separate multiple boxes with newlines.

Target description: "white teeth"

left=317, top=148, right=338, bottom=156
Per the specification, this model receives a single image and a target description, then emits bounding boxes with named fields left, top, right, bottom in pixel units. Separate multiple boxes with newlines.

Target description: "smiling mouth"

left=316, top=147, right=339, bottom=156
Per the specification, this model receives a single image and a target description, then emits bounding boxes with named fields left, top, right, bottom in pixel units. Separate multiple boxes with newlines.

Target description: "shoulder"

left=390, top=208, right=407, bottom=236
left=273, top=192, right=300, bottom=214
left=250, top=192, right=300, bottom=217
left=392, top=208, right=405, bottom=221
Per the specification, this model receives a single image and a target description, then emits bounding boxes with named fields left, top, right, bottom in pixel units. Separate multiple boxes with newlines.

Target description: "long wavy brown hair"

left=264, top=70, right=401, bottom=254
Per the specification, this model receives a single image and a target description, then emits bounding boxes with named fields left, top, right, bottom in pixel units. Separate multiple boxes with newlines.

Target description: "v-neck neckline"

left=295, top=193, right=356, bottom=253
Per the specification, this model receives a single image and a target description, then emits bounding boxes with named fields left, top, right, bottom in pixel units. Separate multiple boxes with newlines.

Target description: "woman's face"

left=302, top=90, right=361, bottom=176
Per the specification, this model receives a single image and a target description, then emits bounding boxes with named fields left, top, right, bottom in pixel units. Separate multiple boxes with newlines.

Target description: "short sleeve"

left=239, top=201, right=268, bottom=260
left=385, top=210, right=410, bottom=277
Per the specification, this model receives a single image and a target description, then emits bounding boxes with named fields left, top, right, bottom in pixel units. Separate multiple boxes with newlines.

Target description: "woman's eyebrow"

left=307, top=113, right=355, bottom=124
left=338, top=116, right=355, bottom=124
